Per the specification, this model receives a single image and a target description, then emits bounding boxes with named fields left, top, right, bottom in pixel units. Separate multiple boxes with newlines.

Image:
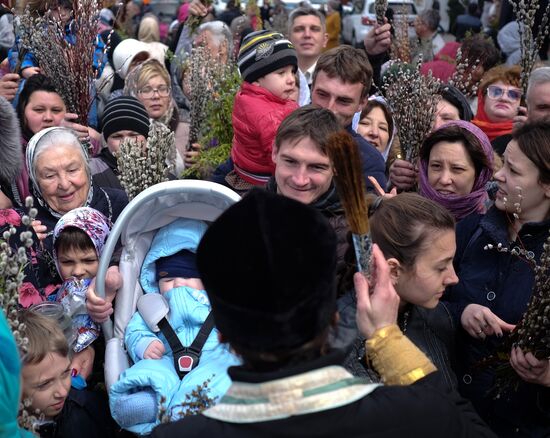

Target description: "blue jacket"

left=444, top=206, right=550, bottom=437
left=109, top=218, right=239, bottom=435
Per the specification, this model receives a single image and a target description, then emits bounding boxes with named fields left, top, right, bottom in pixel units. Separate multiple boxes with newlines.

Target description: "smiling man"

left=268, top=105, right=349, bottom=286
left=311, top=46, right=387, bottom=190
left=288, top=7, right=328, bottom=86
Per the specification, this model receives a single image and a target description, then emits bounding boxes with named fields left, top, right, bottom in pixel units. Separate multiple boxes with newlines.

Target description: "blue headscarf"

left=0, top=312, right=34, bottom=437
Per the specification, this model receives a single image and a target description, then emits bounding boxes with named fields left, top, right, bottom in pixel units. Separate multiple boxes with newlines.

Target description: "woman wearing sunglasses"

left=472, top=65, right=522, bottom=142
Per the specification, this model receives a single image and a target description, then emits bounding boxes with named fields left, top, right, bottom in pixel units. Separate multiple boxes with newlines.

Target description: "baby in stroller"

left=109, top=217, right=239, bottom=435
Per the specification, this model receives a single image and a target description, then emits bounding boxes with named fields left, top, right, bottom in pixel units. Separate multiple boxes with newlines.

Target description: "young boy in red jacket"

left=229, top=30, right=299, bottom=190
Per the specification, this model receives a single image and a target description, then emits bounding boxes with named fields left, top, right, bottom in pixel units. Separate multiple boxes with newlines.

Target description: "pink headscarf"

left=419, top=120, right=494, bottom=221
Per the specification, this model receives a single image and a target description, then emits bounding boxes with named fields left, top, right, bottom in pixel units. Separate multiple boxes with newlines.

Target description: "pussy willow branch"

left=18, top=0, right=101, bottom=120
left=382, top=61, right=440, bottom=163
left=511, top=0, right=550, bottom=95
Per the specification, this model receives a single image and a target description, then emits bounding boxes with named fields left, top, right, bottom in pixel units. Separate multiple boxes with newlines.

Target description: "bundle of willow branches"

left=117, top=122, right=174, bottom=200
left=326, top=132, right=372, bottom=276
left=0, top=199, right=40, bottom=431
left=390, top=5, right=415, bottom=63
left=182, top=63, right=241, bottom=179
left=449, top=47, right=481, bottom=99
left=17, top=0, right=100, bottom=120
left=382, top=61, right=440, bottom=163
left=482, top=231, right=550, bottom=396
left=508, top=236, right=550, bottom=359
left=183, top=42, right=227, bottom=152
left=510, top=0, right=550, bottom=95
left=0, top=198, right=36, bottom=352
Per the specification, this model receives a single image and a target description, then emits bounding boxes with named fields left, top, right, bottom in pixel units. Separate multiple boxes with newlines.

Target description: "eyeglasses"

left=138, top=85, right=171, bottom=99
left=486, top=85, right=522, bottom=102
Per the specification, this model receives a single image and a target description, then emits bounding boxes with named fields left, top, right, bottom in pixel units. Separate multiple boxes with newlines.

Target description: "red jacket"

left=231, top=82, right=298, bottom=185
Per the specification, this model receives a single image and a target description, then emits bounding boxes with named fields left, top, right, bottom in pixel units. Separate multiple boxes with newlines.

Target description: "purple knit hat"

left=419, top=120, right=494, bottom=221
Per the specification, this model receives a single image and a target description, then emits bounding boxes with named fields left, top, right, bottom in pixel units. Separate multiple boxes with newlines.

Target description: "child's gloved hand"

left=143, top=340, right=165, bottom=359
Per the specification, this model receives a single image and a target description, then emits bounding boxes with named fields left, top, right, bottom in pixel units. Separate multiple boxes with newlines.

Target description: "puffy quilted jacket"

left=231, top=81, right=298, bottom=185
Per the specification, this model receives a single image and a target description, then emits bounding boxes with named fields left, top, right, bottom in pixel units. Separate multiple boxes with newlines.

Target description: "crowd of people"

left=0, top=0, right=549, bottom=436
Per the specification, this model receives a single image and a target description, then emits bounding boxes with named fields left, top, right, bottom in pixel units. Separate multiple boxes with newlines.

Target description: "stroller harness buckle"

left=157, top=312, right=215, bottom=379
left=177, top=349, right=199, bottom=372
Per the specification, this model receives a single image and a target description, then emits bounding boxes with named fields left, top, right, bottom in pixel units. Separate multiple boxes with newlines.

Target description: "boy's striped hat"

left=237, top=30, right=297, bottom=83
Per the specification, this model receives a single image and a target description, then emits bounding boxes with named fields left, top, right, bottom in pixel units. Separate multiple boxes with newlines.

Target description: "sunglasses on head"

left=486, top=85, right=522, bottom=102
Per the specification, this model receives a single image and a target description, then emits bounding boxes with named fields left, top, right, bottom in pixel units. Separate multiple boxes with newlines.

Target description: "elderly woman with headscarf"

left=418, top=120, right=494, bottom=221
left=4, top=75, right=104, bottom=206
left=26, top=127, right=128, bottom=254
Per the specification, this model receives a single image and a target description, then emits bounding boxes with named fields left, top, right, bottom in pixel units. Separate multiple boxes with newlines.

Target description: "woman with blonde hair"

left=124, top=58, right=186, bottom=173
left=137, top=14, right=169, bottom=64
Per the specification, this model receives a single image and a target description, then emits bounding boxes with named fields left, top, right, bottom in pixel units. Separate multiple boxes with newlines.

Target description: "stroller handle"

left=95, top=180, right=241, bottom=340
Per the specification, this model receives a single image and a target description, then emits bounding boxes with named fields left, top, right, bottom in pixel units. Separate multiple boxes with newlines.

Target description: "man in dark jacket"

left=152, top=189, right=496, bottom=438
left=311, top=45, right=387, bottom=191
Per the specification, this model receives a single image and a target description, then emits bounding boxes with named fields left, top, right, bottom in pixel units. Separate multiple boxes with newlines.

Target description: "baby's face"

left=158, top=277, right=204, bottom=294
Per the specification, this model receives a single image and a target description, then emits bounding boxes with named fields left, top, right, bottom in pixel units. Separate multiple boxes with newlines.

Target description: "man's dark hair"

left=275, top=105, right=340, bottom=155
left=288, top=5, right=326, bottom=31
